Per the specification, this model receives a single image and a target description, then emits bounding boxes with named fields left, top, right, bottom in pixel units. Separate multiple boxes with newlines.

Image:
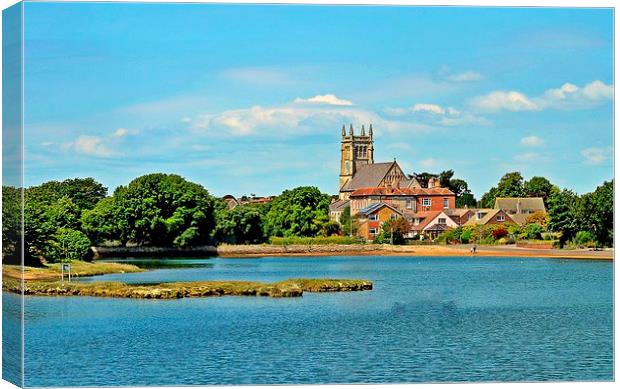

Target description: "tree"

left=212, top=204, right=266, bottom=244
left=25, top=177, right=107, bottom=210
left=81, top=197, right=130, bottom=245
left=111, top=174, right=217, bottom=246
left=2, top=186, right=21, bottom=264
left=412, top=172, right=437, bottom=188
left=339, top=205, right=361, bottom=237
left=573, top=180, right=613, bottom=246
left=525, top=211, right=550, bottom=228
left=479, top=172, right=526, bottom=208
left=263, top=186, right=331, bottom=237
left=547, top=186, right=580, bottom=245
left=448, top=178, right=477, bottom=208
left=44, top=228, right=92, bottom=263
left=524, top=176, right=553, bottom=203
left=378, top=217, right=411, bottom=244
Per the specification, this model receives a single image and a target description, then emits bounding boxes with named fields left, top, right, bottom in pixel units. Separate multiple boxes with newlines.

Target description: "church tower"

left=339, top=124, right=374, bottom=191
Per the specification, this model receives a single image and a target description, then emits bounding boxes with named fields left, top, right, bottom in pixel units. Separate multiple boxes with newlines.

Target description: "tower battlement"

left=339, top=124, right=375, bottom=192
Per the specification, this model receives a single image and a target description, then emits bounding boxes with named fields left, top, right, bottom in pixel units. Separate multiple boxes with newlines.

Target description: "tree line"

left=1, top=171, right=613, bottom=265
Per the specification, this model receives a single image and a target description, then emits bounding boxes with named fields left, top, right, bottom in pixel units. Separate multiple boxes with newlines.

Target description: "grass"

left=3, top=278, right=373, bottom=299
left=2, top=260, right=143, bottom=281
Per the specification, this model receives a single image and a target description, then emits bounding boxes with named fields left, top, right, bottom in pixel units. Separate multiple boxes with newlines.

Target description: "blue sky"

left=21, top=3, right=613, bottom=198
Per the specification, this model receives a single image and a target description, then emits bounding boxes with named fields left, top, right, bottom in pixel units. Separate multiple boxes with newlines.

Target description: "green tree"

left=2, top=186, right=21, bottom=264
left=339, top=205, right=361, bottom=237
left=264, top=186, right=331, bottom=237
left=44, top=228, right=92, bottom=262
left=111, top=174, right=217, bottom=246
left=524, top=176, right=554, bottom=203
left=25, top=177, right=106, bottom=210
left=81, top=197, right=130, bottom=245
left=377, top=217, right=411, bottom=244
left=573, top=180, right=613, bottom=246
left=547, top=186, right=580, bottom=245
left=479, top=172, right=526, bottom=207
left=212, top=204, right=266, bottom=244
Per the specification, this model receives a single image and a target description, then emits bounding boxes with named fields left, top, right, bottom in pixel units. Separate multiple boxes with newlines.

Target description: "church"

left=329, top=125, right=457, bottom=235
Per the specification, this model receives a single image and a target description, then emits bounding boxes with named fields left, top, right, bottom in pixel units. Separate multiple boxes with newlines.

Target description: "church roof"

left=341, top=162, right=396, bottom=192
left=349, top=186, right=455, bottom=197
left=329, top=199, right=350, bottom=213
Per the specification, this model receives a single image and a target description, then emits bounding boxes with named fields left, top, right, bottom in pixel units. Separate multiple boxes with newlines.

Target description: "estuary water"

left=4, top=256, right=613, bottom=386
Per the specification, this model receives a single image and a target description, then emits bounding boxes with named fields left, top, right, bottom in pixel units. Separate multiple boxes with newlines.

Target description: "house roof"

left=464, top=209, right=514, bottom=226
left=329, top=199, right=350, bottom=213
left=349, top=186, right=455, bottom=197
left=400, top=176, right=422, bottom=189
left=405, top=210, right=444, bottom=231
left=341, top=162, right=396, bottom=192
left=358, top=202, right=402, bottom=217
left=425, top=223, right=450, bottom=232
left=508, top=213, right=529, bottom=226
left=494, top=197, right=546, bottom=213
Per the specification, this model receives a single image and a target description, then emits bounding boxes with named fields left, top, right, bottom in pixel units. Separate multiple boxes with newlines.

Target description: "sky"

left=20, top=2, right=614, bottom=198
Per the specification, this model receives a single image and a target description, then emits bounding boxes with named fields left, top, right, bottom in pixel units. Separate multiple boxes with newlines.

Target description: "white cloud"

left=412, top=103, right=446, bottom=115
left=446, top=71, right=484, bottom=82
left=193, top=99, right=434, bottom=138
left=514, top=152, right=540, bottom=162
left=294, top=94, right=353, bottom=106
left=581, top=80, right=614, bottom=100
left=581, top=147, right=612, bottom=165
left=383, top=107, right=408, bottom=116
left=470, top=91, right=540, bottom=112
left=471, top=80, right=613, bottom=113
left=112, top=128, right=139, bottom=138
left=521, top=135, right=544, bottom=147
left=67, top=136, right=116, bottom=157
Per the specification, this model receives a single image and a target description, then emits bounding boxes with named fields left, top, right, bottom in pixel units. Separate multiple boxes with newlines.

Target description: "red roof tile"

left=350, top=186, right=454, bottom=197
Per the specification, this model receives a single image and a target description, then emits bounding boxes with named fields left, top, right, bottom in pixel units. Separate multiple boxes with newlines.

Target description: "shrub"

left=521, top=223, right=545, bottom=240
left=573, top=231, right=597, bottom=248
left=491, top=227, right=508, bottom=240
left=460, top=229, right=472, bottom=244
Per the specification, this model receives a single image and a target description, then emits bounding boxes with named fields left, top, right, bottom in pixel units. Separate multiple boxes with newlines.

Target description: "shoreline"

left=93, top=244, right=614, bottom=261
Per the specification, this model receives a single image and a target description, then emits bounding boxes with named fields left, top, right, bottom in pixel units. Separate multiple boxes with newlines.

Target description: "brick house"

left=356, top=202, right=403, bottom=241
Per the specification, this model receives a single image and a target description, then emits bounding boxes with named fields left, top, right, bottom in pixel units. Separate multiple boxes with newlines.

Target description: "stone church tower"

left=339, top=124, right=374, bottom=190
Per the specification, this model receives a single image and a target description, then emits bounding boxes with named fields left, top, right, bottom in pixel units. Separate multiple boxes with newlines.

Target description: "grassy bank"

left=2, top=260, right=144, bottom=281
left=3, top=278, right=373, bottom=299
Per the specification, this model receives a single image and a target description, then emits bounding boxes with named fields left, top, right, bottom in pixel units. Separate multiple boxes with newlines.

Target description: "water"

left=3, top=256, right=613, bottom=386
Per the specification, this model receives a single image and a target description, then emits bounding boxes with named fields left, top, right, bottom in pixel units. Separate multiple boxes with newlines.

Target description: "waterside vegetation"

left=3, top=277, right=373, bottom=299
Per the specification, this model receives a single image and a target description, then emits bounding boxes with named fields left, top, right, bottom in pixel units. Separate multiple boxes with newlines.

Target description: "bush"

left=492, top=227, right=508, bottom=240
left=460, top=229, right=472, bottom=244
left=521, top=223, right=545, bottom=240
left=269, top=236, right=362, bottom=245
left=573, top=231, right=597, bottom=248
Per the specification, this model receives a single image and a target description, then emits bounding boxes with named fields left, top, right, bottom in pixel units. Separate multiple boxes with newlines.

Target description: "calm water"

left=3, top=256, right=614, bottom=386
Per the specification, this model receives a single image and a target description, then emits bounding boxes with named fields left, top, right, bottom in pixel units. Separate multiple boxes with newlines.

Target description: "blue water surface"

left=4, top=256, right=613, bottom=386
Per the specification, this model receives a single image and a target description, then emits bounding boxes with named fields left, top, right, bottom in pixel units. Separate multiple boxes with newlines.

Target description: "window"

left=414, top=218, right=421, bottom=225
left=406, top=199, right=412, bottom=209
left=369, top=214, right=378, bottom=221
left=443, top=198, right=449, bottom=209
left=391, top=214, right=399, bottom=220
left=422, top=198, right=431, bottom=206
left=438, top=218, right=447, bottom=225
left=369, top=228, right=377, bottom=235
left=496, top=214, right=505, bottom=222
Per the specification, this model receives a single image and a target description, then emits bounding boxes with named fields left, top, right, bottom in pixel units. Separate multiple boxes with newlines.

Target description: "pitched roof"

left=400, top=176, right=422, bottom=189
left=464, top=209, right=514, bottom=226
left=425, top=223, right=451, bottom=232
left=405, top=210, right=444, bottom=231
left=349, top=186, right=455, bottom=197
left=494, top=197, right=546, bottom=213
left=329, top=199, right=350, bottom=213
left=341, top=162, right=396, bottom=192
left=358, top=202, right=402, bottom=217
left=508, top=213, right=529, bottom=226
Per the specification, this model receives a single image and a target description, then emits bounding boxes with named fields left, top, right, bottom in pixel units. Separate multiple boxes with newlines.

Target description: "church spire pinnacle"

left=341, top=124, right=346, bottom=137
left=369, top=124, right=373, bottom=138
left=361, top=124, right=365, bottom=136
left=349, top=123, right=354, bottom=136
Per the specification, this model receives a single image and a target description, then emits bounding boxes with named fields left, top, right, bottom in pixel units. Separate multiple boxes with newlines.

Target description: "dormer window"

left=422, top=198, right=431, bottom=206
